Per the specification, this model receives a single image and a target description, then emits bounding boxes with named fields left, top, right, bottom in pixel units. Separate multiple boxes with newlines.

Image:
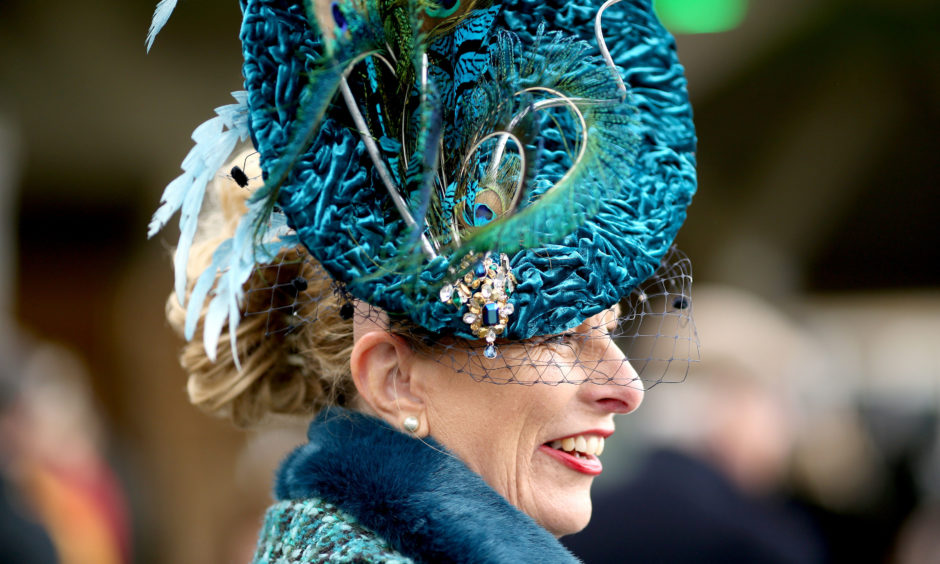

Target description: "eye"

left=543, top=331, right=583, bottom=349
left=473, top=203, right=494, bottom=226
left=331, top=1, right=348, bottom=34
left=548, top=333, right=573, bottom=344
left=425, top=0, right=460, bottom=18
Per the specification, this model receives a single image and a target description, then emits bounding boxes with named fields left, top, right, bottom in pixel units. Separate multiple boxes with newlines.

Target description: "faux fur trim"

left=275, top=408, right=580, bottom=564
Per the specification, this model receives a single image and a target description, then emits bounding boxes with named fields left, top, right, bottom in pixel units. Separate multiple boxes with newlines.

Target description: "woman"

left=150, top=0, right=696, bottom=561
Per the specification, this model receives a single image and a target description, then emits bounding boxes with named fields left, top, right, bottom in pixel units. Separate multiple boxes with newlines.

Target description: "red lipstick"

left=539, top=444, right=603, bottom=475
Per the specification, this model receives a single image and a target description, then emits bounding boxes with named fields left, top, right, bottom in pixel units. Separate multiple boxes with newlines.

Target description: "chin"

left=542, top=495, right=593, bottom=538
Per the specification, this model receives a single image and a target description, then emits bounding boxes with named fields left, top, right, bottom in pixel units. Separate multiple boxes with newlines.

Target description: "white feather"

left=148, top=92, right=250, bottom=305
left=197, top=202, right=294, bottom=368
left=146, top=0, right=179, bottom=52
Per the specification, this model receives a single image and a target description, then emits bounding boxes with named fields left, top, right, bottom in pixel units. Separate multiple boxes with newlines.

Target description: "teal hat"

left=148, top=0, right=696, bottom=360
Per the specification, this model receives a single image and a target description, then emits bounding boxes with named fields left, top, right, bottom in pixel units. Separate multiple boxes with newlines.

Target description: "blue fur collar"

left=275, top=407, right=580, bottom=564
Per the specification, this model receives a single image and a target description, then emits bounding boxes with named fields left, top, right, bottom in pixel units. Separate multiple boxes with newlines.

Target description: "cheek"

left=434, top=390, right=533, bottom=458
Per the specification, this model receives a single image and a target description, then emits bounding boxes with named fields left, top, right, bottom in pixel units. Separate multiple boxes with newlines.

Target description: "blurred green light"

left=653, top=0, right=748, bottom=34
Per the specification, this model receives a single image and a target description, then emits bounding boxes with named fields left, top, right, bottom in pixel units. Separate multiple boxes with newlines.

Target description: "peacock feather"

left=442, top=27, right=638, bottom=258
left=340, top=22, right=639, bottom=285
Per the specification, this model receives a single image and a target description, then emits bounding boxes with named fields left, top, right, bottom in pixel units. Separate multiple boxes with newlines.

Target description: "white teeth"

left=550, top=434, right=607, bottom=456
left=575, top=436, right=587, bottom=452
left=586, top=436, right=599, bottom=454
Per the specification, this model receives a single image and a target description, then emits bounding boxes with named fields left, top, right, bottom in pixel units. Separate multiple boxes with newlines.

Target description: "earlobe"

left=350, top=331, right=428, bottom=436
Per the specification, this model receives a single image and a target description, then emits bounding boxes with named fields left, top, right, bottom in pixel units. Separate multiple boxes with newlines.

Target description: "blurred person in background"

left=0, top=338, right=131, bottom=564
left=0, top=336, right=57, bottom=564
left=891, top=502, right=940, bottom=564
left=564, top=285, right=827, bottom=563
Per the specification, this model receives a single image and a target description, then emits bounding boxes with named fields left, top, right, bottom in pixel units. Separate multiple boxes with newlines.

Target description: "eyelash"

left=544, top=332, right=578, bottom=346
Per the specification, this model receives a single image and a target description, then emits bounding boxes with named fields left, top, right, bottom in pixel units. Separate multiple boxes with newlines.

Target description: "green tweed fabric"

left=253, top=498, right=415, bottom=563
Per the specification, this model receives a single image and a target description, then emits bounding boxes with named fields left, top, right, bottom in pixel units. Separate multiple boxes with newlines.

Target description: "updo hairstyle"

left=164, top=151, right=356, bottom=427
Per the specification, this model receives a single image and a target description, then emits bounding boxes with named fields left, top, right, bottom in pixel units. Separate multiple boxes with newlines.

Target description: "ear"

left=350, top=331, right=428, bottom=436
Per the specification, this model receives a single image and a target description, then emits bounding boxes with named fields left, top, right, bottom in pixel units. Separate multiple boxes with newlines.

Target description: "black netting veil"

left=243, top=244, right=698, bottom=389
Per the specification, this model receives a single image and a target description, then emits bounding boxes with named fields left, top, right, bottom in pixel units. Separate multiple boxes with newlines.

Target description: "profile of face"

left=352, top=307, right=644, bottom=537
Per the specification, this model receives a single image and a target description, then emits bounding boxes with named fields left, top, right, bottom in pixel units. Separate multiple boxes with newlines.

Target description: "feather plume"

left=148, top=91, right=251, bottom=305
left=190, top=202, right=295, bottom=367
left=440, top=28, right=638, bottom=260
left=376, top=26, right=637, bottom=281
left=146, top=0, right=178, bottom=52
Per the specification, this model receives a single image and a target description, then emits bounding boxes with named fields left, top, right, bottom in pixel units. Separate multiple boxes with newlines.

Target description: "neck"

left=275, top=407, right=579, bottom=564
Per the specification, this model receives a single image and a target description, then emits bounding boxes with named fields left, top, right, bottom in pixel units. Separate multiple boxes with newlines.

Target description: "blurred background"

left=0, top=0, right=937, bottom=562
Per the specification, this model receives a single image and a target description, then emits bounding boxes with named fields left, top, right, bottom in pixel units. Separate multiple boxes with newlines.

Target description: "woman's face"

left=413, top=308, right=644, bottom=537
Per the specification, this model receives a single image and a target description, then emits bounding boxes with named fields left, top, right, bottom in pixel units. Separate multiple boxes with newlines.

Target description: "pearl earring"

left=403, top=416, right=419, bottom=433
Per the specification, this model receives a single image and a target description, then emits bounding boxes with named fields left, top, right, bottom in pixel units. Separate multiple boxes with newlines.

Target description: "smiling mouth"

left=549, top=435, right=605, bottom=457
left=540, top=434, right=606, bottom=475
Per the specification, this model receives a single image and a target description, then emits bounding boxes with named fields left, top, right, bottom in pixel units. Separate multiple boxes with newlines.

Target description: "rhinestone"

left=486, top=329, right=497, bottom=343
left=500, top=302, right=515, bottom=316
left=481, top=285, right=492, bottom=299
left=439, top=284, right=454, bottom=302
left=463, top=313, right=477, bottom=324
left=474, top=261, right=487, bottom=278
left=483, top=302, right=500, bottom=326
left=484, top=344, right=497, bottom=359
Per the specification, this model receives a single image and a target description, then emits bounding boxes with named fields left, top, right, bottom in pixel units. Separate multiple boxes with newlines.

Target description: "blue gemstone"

left=474, top=261, right=486, bottom=278
left=483, top=302, right=500, bottom=326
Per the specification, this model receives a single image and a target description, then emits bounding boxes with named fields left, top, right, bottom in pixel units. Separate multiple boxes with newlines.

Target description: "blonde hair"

left=164, top=151, right=355, bottom=427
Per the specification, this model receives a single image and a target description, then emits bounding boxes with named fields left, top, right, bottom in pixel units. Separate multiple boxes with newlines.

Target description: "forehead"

left=575, top=305, right=621, bottom=332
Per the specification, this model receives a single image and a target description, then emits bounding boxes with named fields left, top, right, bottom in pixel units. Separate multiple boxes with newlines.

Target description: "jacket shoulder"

left=252, top=498, right=415, bottom=563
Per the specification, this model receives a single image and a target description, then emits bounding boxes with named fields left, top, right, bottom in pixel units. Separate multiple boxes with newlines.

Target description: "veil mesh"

left=242, top=243, right=698, bottom=389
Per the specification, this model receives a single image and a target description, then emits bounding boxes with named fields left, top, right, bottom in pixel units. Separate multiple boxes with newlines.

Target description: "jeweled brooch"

left=439, top=252, right=516, bottom=359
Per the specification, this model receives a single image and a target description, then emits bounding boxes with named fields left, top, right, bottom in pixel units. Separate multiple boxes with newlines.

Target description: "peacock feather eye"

left=425, top=0, right=460, bottom=19
left=473, top=203, right=495, bottom=226
left=331, top=1, right=348, bottom=34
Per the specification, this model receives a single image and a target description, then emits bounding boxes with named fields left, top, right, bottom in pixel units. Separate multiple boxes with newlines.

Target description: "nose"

left=577, top=335, right=644, bottom=414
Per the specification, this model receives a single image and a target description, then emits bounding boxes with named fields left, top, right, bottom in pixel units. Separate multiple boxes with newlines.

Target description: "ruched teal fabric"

left=239, top=0, right=696, bottom=339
